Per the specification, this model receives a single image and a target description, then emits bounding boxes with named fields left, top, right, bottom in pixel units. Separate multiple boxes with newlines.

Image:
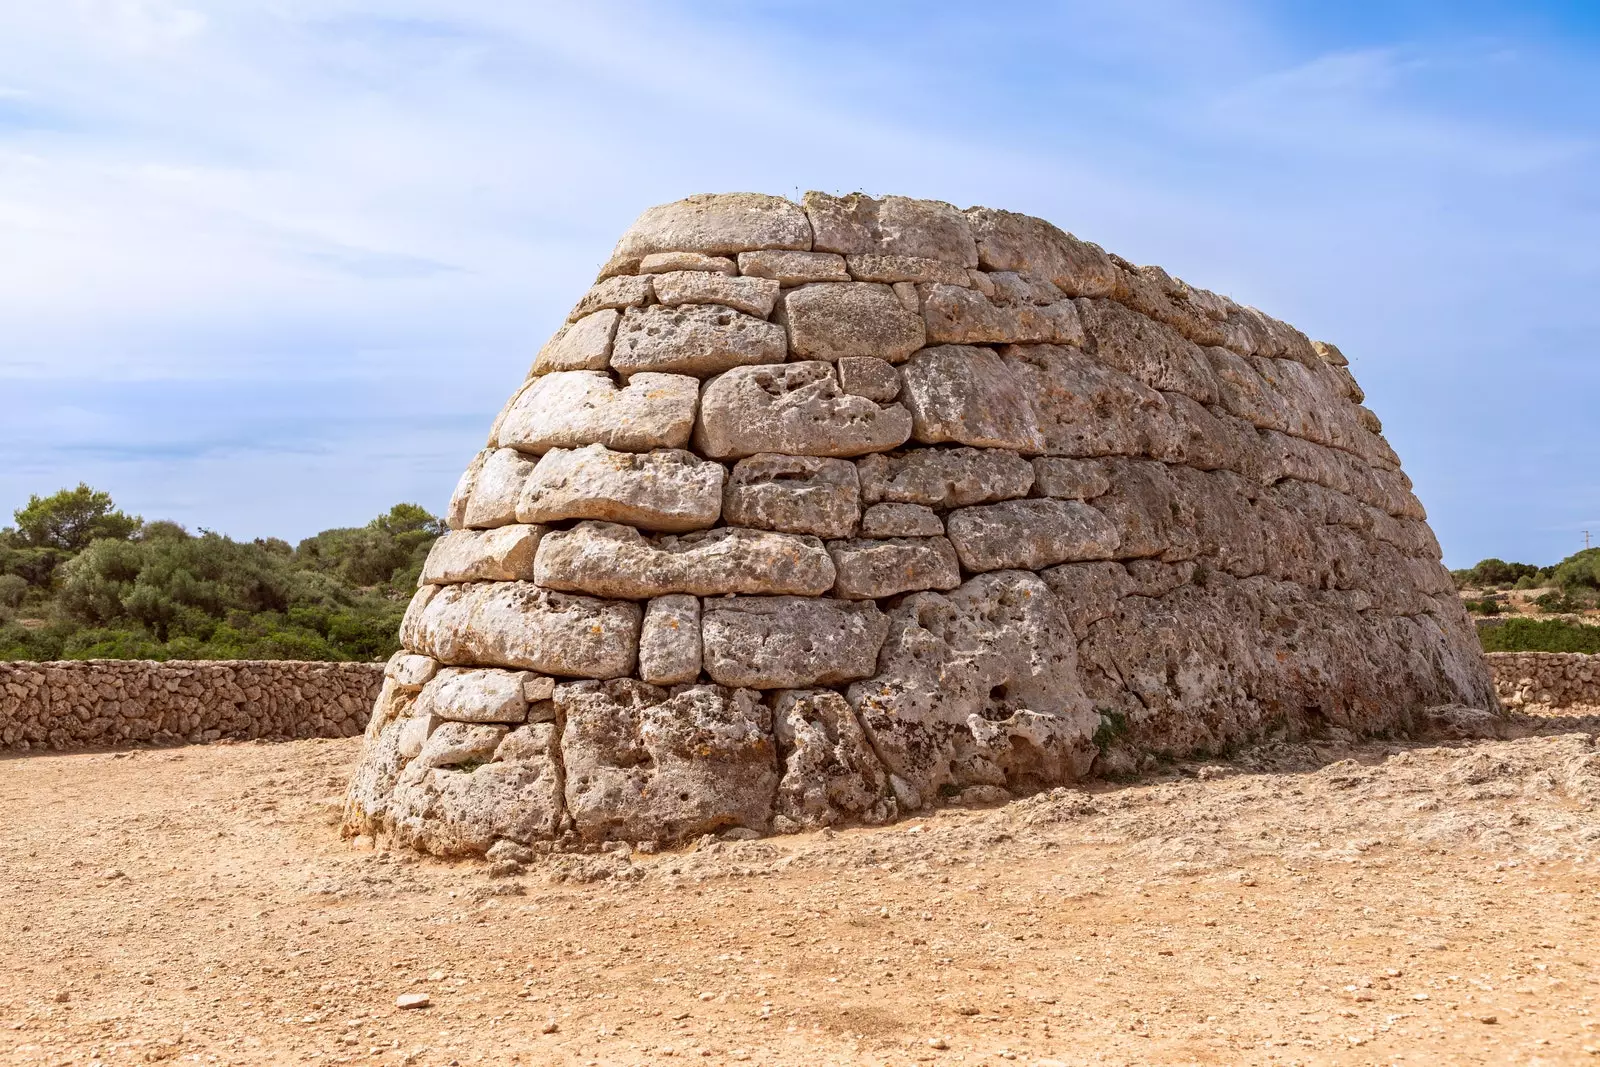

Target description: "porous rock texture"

left=343, top=191, right=1495, bottom=856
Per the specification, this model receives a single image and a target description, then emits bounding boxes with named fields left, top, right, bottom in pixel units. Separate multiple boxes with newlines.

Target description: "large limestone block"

left=1090, top=458, right=1197, bottom=561
left=919, top=284, right=1085, bottom=347
left=421, top=525, right=545, bottom=584
left=774, top=689, right=895, bottom=829
left=847, top=571, right=1099, bottom=801
left=638, top=595, right=702, bottom=686
left=639, top=251, right=736, bottom=275
left=736, top=249, right=850, bottom=285
left=1038, top=560, right=1133, bottom=639
left=407, top=581, right=640, bottom=678
left=445, top=450, right=490, bottom=530
left=694, top=361, right=913, bottom=459
left=900, top=345, right=1045, bottom=451
left=844, top=253, right=970, bottom=286
left=533, top=521, right=836, bottom=599
left=1076, top=298, right=1219, bottom=404
left=722, top=454, right=861, bottom=538
left=390, top=723, right=563, bottom=855
left=858, top=447, right=1034, bottom=507
left=497, top=371, right=698, bottom=454
left=651, top=271, right=780, bottom=318
left=999, top=344, right=1177, bottom=459
left=826, top=536, right=962, bottom=599
left=569, top=275, right=653, bottom=321
left=517, top=444, right=723, bottom=532
left=836, top=356, right=900, bottom=402
left=610, top=304, right=786, bottom=378
left=460, top=448, right=539, bottom=529
left=607, top=193, right=811, bottom=271
left=1110, top=265, right=1227, bottom=349
left=533, top=309, right=618, bottom=374
left=777, top=282, right=927, bottom=363
left=702, top=596, right=890, bottom=689
left=803, top=192, right=978, bottom=266
left=946, top=499, right=1120, bottom=572
left=1031, top=457, right=1111, bottom=500
left=559, top=680, right=777, bottom=842
left=965, top=206, right=1119, bottom=297
left=859, top=502, right=943, bottom=537
left=385, top=652, right=439, bottom=693
left=415, top=667, right=530, bottom=724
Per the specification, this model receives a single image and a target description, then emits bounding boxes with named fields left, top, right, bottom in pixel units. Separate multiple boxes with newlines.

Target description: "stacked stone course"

left=1487, top=652, right=1600, bottom=708
left=344, top=191, right=1495, bottom=856
left=1, top=660, right=381, bottom=751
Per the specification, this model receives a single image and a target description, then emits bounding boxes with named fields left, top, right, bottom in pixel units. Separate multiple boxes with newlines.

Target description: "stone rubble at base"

left=343, top=190, right=1497, bottom=857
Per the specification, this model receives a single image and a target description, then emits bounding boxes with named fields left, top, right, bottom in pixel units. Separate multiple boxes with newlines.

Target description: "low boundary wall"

left=1486, top=651, right=1600, bottom=709
left=0, top=660, right=383, bottom=752
left=0, top=653, right=1589, bottom=753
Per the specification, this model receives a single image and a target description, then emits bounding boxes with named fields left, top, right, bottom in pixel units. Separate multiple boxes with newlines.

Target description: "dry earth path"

left=2, top=714, right=1598, bottom=1066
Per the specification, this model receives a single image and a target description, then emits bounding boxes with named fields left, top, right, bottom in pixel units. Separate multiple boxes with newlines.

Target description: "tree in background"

left=0, top=485, right=441, bottom=663
left=10, top=483, right=141, bottom=551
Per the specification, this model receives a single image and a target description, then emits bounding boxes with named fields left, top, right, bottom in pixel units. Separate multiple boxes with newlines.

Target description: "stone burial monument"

left=343, top=191, right=1494, bottom=856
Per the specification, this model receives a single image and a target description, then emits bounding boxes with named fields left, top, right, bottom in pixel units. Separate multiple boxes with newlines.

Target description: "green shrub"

left=1479, top=617, right=1600, bottom=654
left=1463, top=597, right=1502, bottom=615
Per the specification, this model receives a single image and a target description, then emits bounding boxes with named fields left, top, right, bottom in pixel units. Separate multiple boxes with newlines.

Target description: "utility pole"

left=1587, top=530, right=1592, bottom=551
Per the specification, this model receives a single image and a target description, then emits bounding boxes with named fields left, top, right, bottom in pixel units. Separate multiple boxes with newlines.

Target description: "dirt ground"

left=2, top=712, right=1598, bottom=1067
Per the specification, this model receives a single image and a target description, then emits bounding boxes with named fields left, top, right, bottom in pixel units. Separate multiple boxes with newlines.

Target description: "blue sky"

left=0, top=1, right=1595, bottom=567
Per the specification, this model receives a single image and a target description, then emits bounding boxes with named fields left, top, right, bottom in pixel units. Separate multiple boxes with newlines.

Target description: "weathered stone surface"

left=534, top=522, right=836, bottom=599
left=1038, top=560, right=1133, bottom=639
left=826, top=536, right=961, bottom=599
left=446, top=450, right=489, bottom=530
left=497, top=371, right=698, bottom=454
left=518, top=444, right=723, bottom=532
left=1031, top=457, right=1111, bottom=500
left=390, top=722, right=563, bottom=855
left=608, top=193, right=811, bottom=269
left=945, top=499, right=1119, bottom=571
left=1084, top=458, right=1190, bottom=560
left=559, top=680, right=777, bottom=842
left=702, top=596, right=889, bottom=689
left=774, top=689, right=894, bottom=828
left=694, top=362, right=912, bottom=459
left=965, top=206, right=1119, bottom=297
left=777, top=282, right=926, bottom=363
left=415, top=668, right=529, bottom=724
left=804, top=193, right=978, bottom=266
left=836, top=356, right=900, bottom=402
left=920, top=284, right=1084, bottom=347
left=848, top=571, right=1099, bottom=801
left=845, top=254, right=970, bottom=286
left=386, top=653, right=439, bottom=693
left=859, top=502, right=943, bottom=537
left=460, top=448, right=539, bottom=529
left=610, top=304, right=786, bottom=378
left=533, top=309, right=618, bottom=374
left=407, top=581, right=641, bottom=678
left=569, top=275, right=652, bottom=321
left=1078, top=298, right=1223, bottom=405
left=639, top=251, right=736, bottom=275
left=999, top=344, right=1177, bottom=459
left=857, top=447, right=1034, bottom=507
left=736, top=249, right=850, bottom=285
left=723, top=454, right=861, bottom=538
left=900, top=345, right=1045, bottom=451
left=649, top=271, right=780, bottom=318
left=421, top=525, right=545, bottom=584
left=638, top=595, right=702, bottom=686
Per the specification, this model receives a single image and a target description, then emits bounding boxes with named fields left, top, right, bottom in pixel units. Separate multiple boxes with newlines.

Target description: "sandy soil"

left=2, top=713, right=1598, bottom=1067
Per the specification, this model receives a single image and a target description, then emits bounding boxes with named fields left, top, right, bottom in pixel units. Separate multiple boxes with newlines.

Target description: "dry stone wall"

left=343, top=191, right=1495, bottom=856
left=1, top=660, right=381, bottom=751
left=1488, top=652, right=1600, bottom=708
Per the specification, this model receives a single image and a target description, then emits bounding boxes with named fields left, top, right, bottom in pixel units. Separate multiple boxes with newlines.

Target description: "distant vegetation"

left=0, top=484, right=440, bottom=662
left=1454, top=549, right=1600, bottom=652
left=1479, top=618, right=1600, bottom=655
